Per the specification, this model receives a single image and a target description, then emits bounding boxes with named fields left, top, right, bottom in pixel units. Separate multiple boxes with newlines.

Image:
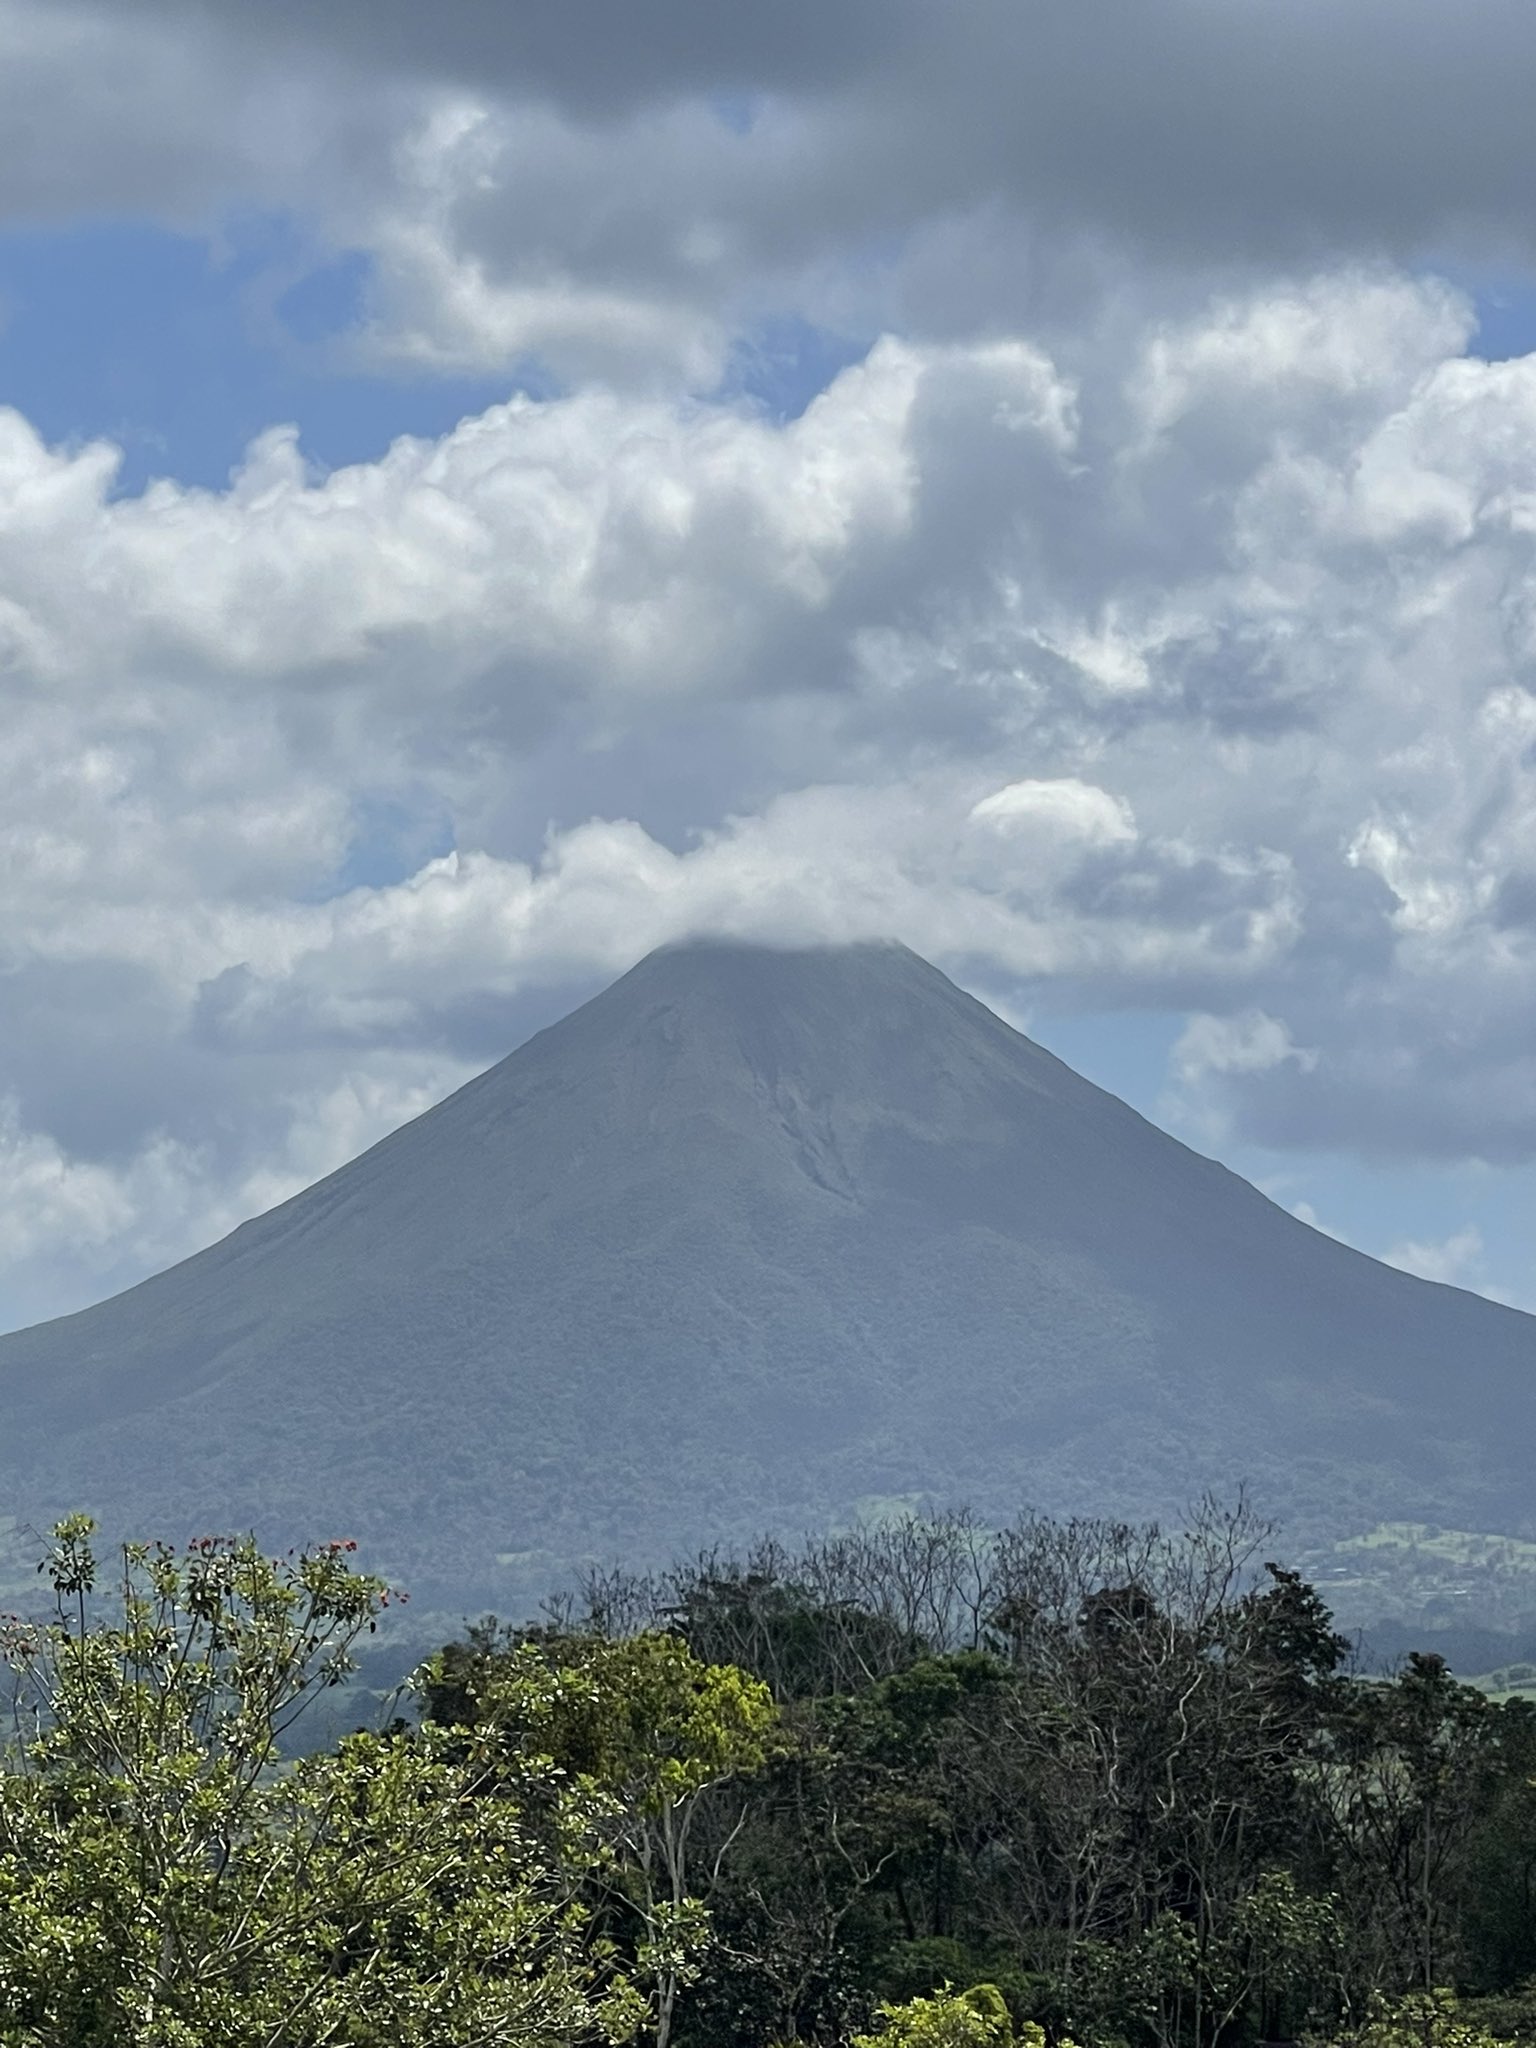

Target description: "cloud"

left=1290, top=1200, right=1345, bottom=1243
left=10, top=0, right=1536, bottom=391
left=0, top=335, right=1074, bottom=703
left=0, top=0, right=405, bottom=233
left=129, top=0, right=902, bottom=115
left=0, top=1061, right=472, bottom=1329
left=71, top=2, right=1536, bottom=260
left=1173, top=1012, right=1318, bottom=1084
left=970, top=778, right=1137, bottom=848
left=1382, top=1224, right=1486, bottom=1290
left=152, top=774, right=1289, bottom=1095
left=6, top=260, right=1536, bottom=1316
left=7, top=0, right=1536, bottom=1322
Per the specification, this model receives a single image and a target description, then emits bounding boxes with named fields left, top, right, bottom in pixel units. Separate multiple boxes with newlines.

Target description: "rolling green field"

left=1338, top=1521, right=1536, bottom=1567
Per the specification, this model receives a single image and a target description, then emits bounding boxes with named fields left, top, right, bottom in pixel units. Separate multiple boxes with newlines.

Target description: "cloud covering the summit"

left=4, top=0, right=1536, bottom=1317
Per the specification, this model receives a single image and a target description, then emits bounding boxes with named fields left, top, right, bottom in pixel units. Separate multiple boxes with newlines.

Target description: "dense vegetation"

left=5, top=1503, right=1536, bottom=2048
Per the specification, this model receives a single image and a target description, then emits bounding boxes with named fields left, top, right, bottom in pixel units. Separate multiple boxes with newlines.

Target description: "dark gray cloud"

left=98, top=0, right=1536, bottom=267
left=147, top=0, right=909, bottom=112
left=8, top=0, right=1536, bottom=393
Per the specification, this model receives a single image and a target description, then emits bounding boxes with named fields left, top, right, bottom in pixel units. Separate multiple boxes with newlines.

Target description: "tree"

left=426, top=1626, right=777, bottom=2048
left=1335, top=1989, right=1510, bottom=2048
left=0, top=1517, right=644, bottom=2048
left=1323, top=1653, right=1502, bottom=2001
left=853, top=1983, right=1072, bottom=2048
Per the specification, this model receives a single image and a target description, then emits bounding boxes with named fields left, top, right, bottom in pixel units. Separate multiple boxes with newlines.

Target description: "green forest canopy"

left=5, top=1502, right=1536, bottom=2048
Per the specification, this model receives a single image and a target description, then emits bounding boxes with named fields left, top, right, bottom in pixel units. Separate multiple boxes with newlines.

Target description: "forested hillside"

left=7, top=1503, right=1536, bottom=2048
left=5, top=942, right=1536, bottom=1610
left=479, top=1503, right=1536, bottom=2048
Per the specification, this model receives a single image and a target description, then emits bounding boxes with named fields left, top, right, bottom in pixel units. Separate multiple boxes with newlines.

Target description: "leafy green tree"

left=852, top=1983, right=1074, bottom=2048
left=0, top=1517, right=643, bottom=2048
left=1323, top=1653, right=1503, bottom=2000
left=1335, top=1987, right=1510, bottom=2048
left=852, top=1983, right=1015, bottom=2048
left=1451, top=1699, right=1536, bottom=1994
left=426, top=1626, right=776, bottom=2048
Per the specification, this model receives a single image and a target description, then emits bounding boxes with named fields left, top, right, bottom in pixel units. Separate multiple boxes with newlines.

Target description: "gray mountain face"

left=0, top=939, right=1531, bottom=1604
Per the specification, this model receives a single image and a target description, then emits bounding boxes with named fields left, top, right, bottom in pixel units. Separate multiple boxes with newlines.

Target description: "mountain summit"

left=1, top=939, right=1531, bottom=1599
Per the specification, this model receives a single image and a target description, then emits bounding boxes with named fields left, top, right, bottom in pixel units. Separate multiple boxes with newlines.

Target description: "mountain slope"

left=0, top=939, right=1531, bottom=1601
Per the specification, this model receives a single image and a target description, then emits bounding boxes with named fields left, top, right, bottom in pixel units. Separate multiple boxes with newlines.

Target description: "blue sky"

left=0, top=218, right=879, bottom=492
left=0, top=217, right=510, bottom=493
left=5, top=0, right=1536, bottom=1326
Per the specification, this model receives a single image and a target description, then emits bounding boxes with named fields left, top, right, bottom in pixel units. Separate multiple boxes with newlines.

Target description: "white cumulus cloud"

left=1, top=249, right=1536, bottom=1314
left=970, top=778, right=1137, bottom=847
left=1382, top=1225, right=1487, bottom=1290
left=1174, top=1012, right=1318, bottom=1084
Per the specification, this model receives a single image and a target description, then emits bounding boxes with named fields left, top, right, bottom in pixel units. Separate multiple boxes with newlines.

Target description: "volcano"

left=1, top=939, right=1531, bottom=1603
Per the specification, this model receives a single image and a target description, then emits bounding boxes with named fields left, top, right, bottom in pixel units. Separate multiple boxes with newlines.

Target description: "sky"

left=7, top=0, right=1536, bottom=1328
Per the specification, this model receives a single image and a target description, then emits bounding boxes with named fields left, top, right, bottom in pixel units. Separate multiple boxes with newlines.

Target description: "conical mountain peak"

left=1, top=938, right=1532, bottom=1604
left=471, top=933, right=1087, bottom=1145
